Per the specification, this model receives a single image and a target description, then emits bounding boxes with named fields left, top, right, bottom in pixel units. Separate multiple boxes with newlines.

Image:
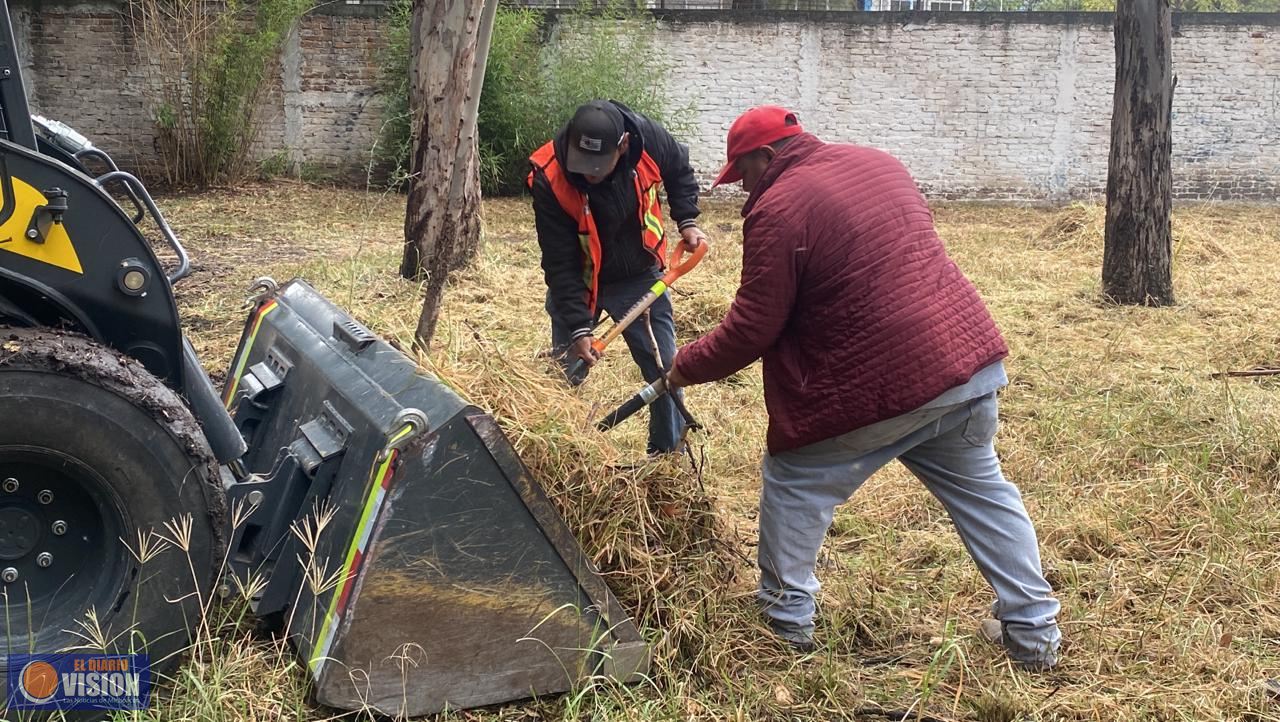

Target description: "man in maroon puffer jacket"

left=667, top=106, right=1061, bottom=668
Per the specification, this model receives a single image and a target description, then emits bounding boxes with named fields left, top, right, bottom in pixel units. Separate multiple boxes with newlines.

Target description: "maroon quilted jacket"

left=674, top=133, right=1008, bottom=454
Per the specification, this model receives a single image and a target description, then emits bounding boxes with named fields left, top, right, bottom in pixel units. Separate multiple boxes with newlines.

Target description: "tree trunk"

left=1102, top=0, right=1175, bottom=306
left=401, top=0, right=498, bottom=349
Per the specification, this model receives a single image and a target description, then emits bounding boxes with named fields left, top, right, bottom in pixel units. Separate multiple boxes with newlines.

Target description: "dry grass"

left=147, top=182, right=1280, bottom=722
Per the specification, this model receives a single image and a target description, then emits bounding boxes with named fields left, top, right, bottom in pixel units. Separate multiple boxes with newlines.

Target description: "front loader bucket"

left=220, top=279, right=648, bottom=716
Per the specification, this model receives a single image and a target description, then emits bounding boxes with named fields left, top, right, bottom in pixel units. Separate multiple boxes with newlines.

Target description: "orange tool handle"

left=565, top=241, right=708, bottom=379
left=662, top=240, right=708, bottom=285
left=598, top=241, right=708, bottom=349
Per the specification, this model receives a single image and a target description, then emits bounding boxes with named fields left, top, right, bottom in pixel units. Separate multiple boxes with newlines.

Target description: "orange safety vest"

left=527, top=141, right=667, bottom=315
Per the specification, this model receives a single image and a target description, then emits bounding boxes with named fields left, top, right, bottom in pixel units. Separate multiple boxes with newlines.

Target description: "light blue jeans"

left=758, top=392, right=1061, bottom=666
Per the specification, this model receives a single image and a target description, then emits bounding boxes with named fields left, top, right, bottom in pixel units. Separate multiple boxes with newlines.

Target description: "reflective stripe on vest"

left=528, top=141, right=668, bottom=314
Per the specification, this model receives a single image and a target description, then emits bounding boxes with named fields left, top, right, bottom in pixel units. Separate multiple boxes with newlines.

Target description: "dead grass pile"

left=1033, top=201, right=1250, bottom=265
left=423, top=330, right=742, bottom=663
left=1034, top=202, right=1105, bottom=250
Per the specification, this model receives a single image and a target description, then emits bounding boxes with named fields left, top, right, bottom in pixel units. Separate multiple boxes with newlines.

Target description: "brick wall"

left=11, top=0, right=391, bottom=182
left=652, top=11, right=1279, bottom=201
left=12, top=3, right=155, bottom=171
left=8, top=2, right=1278, bottom=200
left=287, top=12, right=387, bottom=176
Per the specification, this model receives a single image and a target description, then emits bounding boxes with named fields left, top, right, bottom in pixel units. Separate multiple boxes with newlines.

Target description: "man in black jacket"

left=527, top=100, right=705, bottom=454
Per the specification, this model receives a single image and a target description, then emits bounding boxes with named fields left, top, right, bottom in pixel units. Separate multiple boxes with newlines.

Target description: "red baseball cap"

left=713, top=105, right=804, bottom=187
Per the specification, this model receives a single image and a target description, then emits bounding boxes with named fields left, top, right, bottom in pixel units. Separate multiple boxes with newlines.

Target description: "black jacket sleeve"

left=633, top=115, right=701, bottom=229
left=531, top=169, right=594, bottom=338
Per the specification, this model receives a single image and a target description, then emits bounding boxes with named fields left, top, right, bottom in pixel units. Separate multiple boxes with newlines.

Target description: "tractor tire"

left=0, top=328, right=226, bottom=717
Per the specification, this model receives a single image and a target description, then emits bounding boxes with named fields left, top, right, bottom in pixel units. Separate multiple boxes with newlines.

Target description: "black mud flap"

left=220, top=279, right=648, bottom=717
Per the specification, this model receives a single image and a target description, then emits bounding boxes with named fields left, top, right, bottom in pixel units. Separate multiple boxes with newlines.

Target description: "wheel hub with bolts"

left=0, top=454, right=117, bottom=604
left=0, top=476, right=66, bottom=585
left=0, top=474, right=74, bottom=580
